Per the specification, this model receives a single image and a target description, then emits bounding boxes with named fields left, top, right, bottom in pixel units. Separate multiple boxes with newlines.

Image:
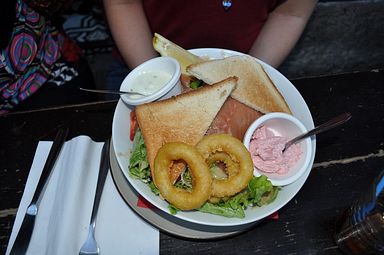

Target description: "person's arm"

left=103, top=0, right=158, bottom=69
left=248, top=0, right=317, bottom=68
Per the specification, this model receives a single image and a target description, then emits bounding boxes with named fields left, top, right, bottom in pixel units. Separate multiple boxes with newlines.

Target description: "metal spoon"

left=79, top=88, right=149, bottom=96
left=283, top=112, right=352, bottom=152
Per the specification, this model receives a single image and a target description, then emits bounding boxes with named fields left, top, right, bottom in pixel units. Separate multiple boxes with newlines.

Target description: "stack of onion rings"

left=153, top=134, right=254, bottom=211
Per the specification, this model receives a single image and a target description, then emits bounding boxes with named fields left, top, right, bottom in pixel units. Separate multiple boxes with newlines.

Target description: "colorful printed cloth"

left=0, top=0, right=80, bottom=114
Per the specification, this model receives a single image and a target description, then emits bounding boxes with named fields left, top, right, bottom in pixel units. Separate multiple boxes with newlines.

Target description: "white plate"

left=112, top=48, right=316, bottom=227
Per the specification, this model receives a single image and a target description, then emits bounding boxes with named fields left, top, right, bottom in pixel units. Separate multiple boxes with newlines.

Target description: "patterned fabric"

left=49, top=61, right=78, bottom=86
left=0, top=0, right=79, bottom=114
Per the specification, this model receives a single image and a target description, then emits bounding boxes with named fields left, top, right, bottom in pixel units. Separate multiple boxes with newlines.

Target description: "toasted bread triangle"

left=187, top=55, right=291, bottom=114
left=135, top=77, right=237, bottom=181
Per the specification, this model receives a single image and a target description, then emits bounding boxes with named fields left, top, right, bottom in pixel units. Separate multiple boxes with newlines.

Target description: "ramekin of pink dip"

left=243, top=112, right=313, bottom=186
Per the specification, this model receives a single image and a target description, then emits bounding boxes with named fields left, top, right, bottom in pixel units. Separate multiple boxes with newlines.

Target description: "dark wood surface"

left=1, top=69, right=383, bottom=254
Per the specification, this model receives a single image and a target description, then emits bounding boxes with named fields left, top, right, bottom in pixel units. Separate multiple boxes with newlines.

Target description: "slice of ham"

left=206, top=97, right=263, bottom=140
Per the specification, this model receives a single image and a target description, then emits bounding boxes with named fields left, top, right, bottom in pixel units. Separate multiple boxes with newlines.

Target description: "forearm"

left=103, top=0, right=158, bottom=69
left=249, top=0, right=317, bottom=68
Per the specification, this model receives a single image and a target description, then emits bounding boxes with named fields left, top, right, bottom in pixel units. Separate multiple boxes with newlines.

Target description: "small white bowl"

left=243, top=112, right=313, bottom=186
left=120, top=57, right=182, bottom=106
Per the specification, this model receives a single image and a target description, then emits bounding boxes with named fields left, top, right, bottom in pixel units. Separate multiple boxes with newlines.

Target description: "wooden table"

left=1, top=69, right=383, bottom=254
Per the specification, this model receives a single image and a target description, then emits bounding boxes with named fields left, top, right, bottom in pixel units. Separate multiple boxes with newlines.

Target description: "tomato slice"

left=130, top=110, right=137, bottom=141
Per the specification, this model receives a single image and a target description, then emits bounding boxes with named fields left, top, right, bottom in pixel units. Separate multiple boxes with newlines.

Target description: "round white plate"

left=112, top=48, right=316, bottom=227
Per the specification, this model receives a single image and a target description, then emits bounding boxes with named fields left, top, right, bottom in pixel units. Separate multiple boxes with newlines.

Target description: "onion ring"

left=154, top=142, right=212, bottom=210
left=196, top=134, right=254, bottom=197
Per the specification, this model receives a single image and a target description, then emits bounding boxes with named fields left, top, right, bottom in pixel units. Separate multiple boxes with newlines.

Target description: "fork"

left=79, top=141, right=110, bottom=255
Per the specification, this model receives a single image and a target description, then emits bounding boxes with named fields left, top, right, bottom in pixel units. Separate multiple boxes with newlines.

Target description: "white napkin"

left=6, top=136, right=159, bottom=255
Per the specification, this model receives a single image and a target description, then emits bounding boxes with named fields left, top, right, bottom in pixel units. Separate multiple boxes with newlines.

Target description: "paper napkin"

left=6, top=136, right=159, bottom=255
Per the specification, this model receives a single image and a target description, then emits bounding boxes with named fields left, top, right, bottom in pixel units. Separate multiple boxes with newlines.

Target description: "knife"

left=9, top=128, right=69, bottom=255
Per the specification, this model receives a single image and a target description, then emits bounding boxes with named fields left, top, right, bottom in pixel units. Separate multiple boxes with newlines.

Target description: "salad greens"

left=189, top=79, right=204, bottom=89
left=128, top=129, right=279, bottom=218
left=129, top=129, right=159, bottom=195
left=198, top=176, right=279, bottom=218
left=174, top=169, right=192, bottom=191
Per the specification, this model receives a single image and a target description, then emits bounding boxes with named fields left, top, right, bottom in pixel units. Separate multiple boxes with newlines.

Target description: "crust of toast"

left=135, top=77, right=237, bottom=180
left=186, top=55, right=291, bottom=114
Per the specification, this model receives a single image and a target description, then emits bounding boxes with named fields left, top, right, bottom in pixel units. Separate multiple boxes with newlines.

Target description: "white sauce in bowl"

left=129, top=70, right=172, bottom=98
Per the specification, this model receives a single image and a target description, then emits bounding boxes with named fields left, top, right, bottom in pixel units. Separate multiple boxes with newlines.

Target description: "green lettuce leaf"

left=129, top=129, right=159, bottom=194
left=248, top=175, right=279, bottom=206
left=199, top=201, right=245, bottom=218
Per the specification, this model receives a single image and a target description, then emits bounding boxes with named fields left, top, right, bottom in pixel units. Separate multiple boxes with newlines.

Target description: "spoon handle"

left=284, top=112, right=352, bottom=151
left=79, top=88, right=147, bottom=96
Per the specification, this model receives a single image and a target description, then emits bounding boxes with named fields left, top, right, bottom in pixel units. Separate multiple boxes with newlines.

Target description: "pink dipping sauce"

left=249, top=125, right=302, bottom=174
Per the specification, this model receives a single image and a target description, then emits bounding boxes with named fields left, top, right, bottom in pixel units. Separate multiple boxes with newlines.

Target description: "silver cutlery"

left=283, top=112, right=352, bottom=152
left=9, top=128, right=69, bottom=255
left=79, top=140, right=110, bottom=255
left=79, top=88, right=149, bottom=96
